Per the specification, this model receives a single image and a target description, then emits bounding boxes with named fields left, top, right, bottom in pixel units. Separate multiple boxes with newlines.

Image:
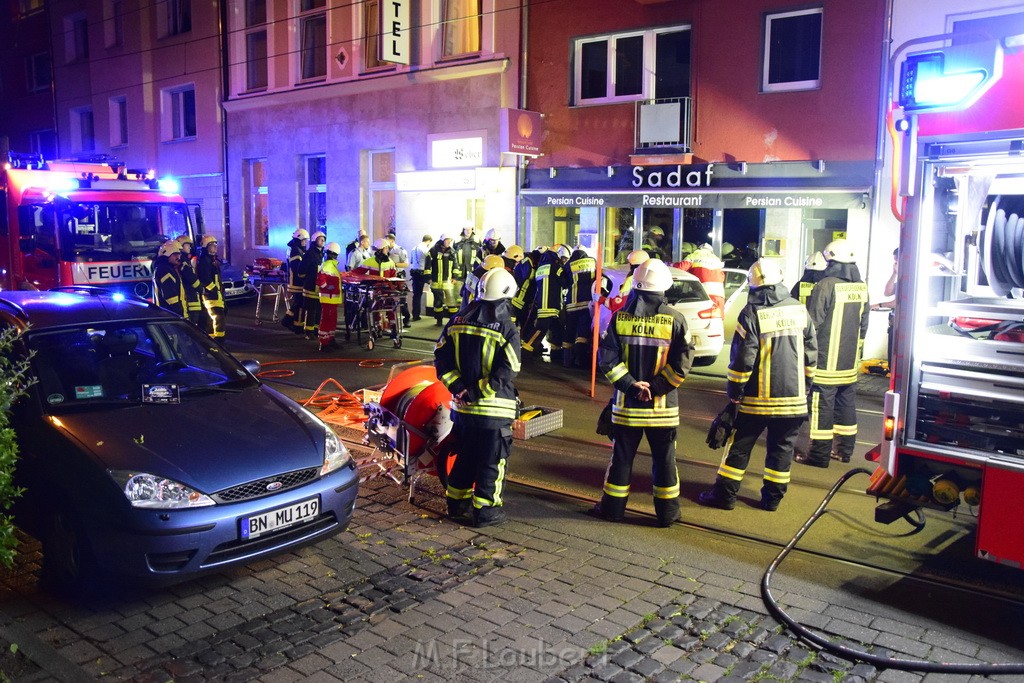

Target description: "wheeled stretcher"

left=341, top=274, right=407, bottom=350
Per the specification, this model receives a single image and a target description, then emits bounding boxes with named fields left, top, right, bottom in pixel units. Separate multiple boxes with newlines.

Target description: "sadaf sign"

left=500, top=108, right=543, bottom=156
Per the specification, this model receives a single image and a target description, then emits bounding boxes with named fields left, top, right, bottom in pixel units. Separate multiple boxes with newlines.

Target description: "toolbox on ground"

left=513, top=406, right=563, bottom=440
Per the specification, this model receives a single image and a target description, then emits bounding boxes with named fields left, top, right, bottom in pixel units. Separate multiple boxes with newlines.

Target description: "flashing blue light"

left=157, top=177, right=180, bottom=194
left=45, top=176, right=80, bottom=194
left=111, top=292, right=126, bottom=302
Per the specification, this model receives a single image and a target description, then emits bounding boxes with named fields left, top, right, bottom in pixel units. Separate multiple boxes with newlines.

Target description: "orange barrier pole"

left=590, top=242, right=603, bottom=398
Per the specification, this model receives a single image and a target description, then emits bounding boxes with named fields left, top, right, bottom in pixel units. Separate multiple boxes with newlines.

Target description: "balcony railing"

left=634, top=97, right=692, bottom=152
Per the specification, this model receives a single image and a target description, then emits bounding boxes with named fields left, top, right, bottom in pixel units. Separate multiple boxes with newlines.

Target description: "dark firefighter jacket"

left=727, top=283, right=817, bottom=417
left=562, top=249, right=596, bottom=312
left=808, top=262, right=869, bottom=385
left=599, top=291, right=693, bottom=428
left=426, top=243, right=457, bottom=286
left=179, top=256, right=203, bottom=315
left=287, top=239, right=306, bottom=294
left=300, top=244, right=325, bottom=299
left=197, top=252, right=224, bottom=307
left=453, top=238, right=479, bottom=278
left=435, top=298, right=521, bottom=426
left=153, top=256, right=187, bottom=318
left=790, top=269, right=826, bottom=307
left=511, top=254, right=537, bottom=312
left=532, top=251, right=564, bottom=319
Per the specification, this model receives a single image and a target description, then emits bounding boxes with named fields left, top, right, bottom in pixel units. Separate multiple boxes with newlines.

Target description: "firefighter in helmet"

left=522, top=244, right=569, bottom=361
left=453, top=226, right=479, bottom=279
left=281, top=228, right=309, bottom=333
left=478, top=228, right=505, bottom=260
left=462, top=254, right=506, bottom=309
left=435, top=267, right=521, bottom=528
left=510, top=247, right=540, bottom=327
left=427, top=234, right=459, bottom=325
left=607, top=248, right=650, bottom=312
left=153, top=240, right=188, bottom=318
left=791, top=251, right=828, bottom=306
left=175, top=234, right=205, bottom=328
left=795, top=238, right=870, bottom=467
left=561, top=244, right=597, bottom=368
left=300, top=231, right=327, bottom=338
left=698, top=259, right=817, bottom=512
left=196, top=235, right=226, bottom=339
left=593, top=259, right=694, bottom=527
left=316, top=242, right=343, bottom=352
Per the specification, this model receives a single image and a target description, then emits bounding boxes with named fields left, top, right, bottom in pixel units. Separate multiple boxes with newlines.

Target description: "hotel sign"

left=381, top=0, right=410, bottom=65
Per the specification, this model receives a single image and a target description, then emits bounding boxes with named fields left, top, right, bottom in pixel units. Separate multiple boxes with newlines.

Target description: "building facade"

left=222, top=0, right=523, bottom=269
left=0, top=0, right=57, bottom=160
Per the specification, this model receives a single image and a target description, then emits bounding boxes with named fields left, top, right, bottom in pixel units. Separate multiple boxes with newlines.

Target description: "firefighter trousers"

left=808, top=383, right=858, bottom=463
left=600, top=425, right=680, bottom=526
left=565, top=308, right=592, bottom=367
left=712, top=414, right=803, bottom=507
left=430, top=282, right=459, bottom=321
left=318, top=303, right=339, bottom=349
left=302, top=293, right=321, bottom=334
left=282, top=291, right=304, bottom=330
left=523, top=313, right=563, bottom=357
left=445, top=420, right=512, bottom=522
left=205, top=304, right=226, bottom=339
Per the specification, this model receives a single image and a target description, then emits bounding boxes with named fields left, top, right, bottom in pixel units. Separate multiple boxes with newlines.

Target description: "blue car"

left=0, top=288, right=358, bottom=591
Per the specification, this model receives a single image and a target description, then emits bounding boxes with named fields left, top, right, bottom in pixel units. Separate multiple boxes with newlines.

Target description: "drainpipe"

left=515, top=0, right=529, bottom=245
left=218, top=0, right=232, bottom=260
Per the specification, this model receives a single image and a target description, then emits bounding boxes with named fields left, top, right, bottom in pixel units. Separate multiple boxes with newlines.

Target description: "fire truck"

left=0, top=153, right=203, bottom=298
left=874, top=27, right=1024, bottom=567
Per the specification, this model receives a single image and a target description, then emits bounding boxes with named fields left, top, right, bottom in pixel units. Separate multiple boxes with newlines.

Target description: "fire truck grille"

left=212, top=467, right=320, bottom=503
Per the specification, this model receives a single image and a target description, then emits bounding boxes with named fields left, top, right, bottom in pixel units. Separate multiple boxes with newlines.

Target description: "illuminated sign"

left=499, top=109, right=543, bottom=156
left=898, top=40, right=1003, bottom=113
left=430, top=136, right=484, bottom=169
left=632, top=165, right=714, bottom=188
left=381, top=0, right=410, bottom=65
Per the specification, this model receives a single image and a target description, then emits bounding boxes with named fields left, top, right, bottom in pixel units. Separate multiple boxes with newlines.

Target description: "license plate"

left=240, top=497, right=320, bottom=540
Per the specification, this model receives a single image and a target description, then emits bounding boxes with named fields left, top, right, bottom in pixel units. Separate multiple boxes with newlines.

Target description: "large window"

left=364, top=0, right=383, bottom=70
left=368, top=150, right=395, bottom=238
left=299, top=1, right=327, bottom=80
left=244, top=0, right=268, bottom=90
left=25, top=52, right=50, bottom=93
left=442, top=0, right=481, bottom=58
left=574, top=26, right=690, bottom=105
left=762, top=8, right=822, bottom=93
left=109, top=96, right=128, bottom=146
left=72, top=108, right=95, bottom=153
left=105, top=0, right=125, bottom=48
left=165, top=86, right=196, bottom=140
left=246, top=159, right=270, bottom=247
left=165, top=0, right=192, bottom=36
left=302, top=155, right=327, bottom=235
left=65, top=14, right=90, bottom=62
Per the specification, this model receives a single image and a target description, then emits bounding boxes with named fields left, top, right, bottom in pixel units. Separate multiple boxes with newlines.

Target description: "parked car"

left=600, top=265, right=724, bottom=366
left=0, top=288, right=358, bottom=591
left=222, top=263, right=258, bottom=304
left=722, top=267, right=750, bottom=345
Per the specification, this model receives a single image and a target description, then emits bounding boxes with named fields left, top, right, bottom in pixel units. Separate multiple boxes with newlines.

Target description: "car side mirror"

left=241, top=359, right=261, bottom=376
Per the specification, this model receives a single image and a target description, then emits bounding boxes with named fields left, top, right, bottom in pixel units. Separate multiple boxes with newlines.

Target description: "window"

left=105, top=0, right=125, bottom=48
left=166, top=86, right=196, bottom=140
left=299, top=3, right=327, bottom=80
left=245, top=159, right=270, bottom=247
left=574, top=26, right=690, bottom=105
left=442, top=0, right=481, bottom=58
left=368, top=150, right=396, bottom=238
left=246, top=0, right=267, bottom=25
left=244, top=0, right=268, bottom=90
left=72, top=108, right=95, bottom=152
left=30, top=130, right=57, bottom=160
left=364, top=0, right=382, bottom=70
left=65, top=14, right=90, bottom=62
left=302, top=155, right=327, bottom=235
left=109, top=96, right=128, bottom=146
left=17, top=0, right=44, bottom=17
left=165, top=0, right=192, bottom=36
left=762, top=8, right=822, bottom=92
left=26, top=52, right=51, bottom=93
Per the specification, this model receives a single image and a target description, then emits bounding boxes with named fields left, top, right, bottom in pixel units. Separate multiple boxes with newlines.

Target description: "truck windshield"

left=53, top=200, right=191, bottom=261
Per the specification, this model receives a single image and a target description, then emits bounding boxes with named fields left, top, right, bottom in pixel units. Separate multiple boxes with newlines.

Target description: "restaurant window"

left=574, top=26, right=690, bottom=105
left=762, top=8, right=822, bottom=92
left=246, top=159, right=270, bottom=247
left=302, top=155, right=327, bottom=235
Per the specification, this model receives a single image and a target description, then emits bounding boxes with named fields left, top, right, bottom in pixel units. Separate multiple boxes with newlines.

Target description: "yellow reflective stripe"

left=738, top=405, right=808, bottom=417
left=660, top=364, right=685, bottom=387
left=815, top=368, right=859, bottom=384
left=727, top=369, right=752, bottom=383
left=810, top=427, right=834, bottom=439
left=446, top=486, right=473, bottom=500
left=717, top=463, right=745, bottom=481
left=735, top=322, right=747, bottom=339
left=741, top=396, right=807, bottom=406
left=764, top=468, right=791, bottom=484
left=607, top=363, right=628, bottom=383
left=479, top=378, right=496, bottom=398
left=159, top=273, right=176, bottom=283
left=653, top=483, right=679, bottom=499
left=603, top=482, right=630, bottom=497
left=164, top=295, right=180, bottom=304
left=611, top=414, right=679, bottom=427
left=440, top=370, right=460, bottom=388
left=834, top=424, right=858, bottom=436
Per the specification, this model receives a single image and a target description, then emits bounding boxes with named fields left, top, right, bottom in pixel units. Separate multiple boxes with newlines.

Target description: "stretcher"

left=342, top=273, right=407, bottom=350
left=248, top=258, right=289, bottom=325
left=361, top=364, right=458, bottom=502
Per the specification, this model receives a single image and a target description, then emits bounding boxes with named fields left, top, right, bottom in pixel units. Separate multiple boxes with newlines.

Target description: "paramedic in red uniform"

left=316, top=242, right=343, bottom=352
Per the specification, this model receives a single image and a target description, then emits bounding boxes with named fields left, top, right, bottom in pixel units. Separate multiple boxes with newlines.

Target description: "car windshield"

left=28, top=319, right=257, bottom=411
left=666, top=279, right=709, bottom=305
left=52, top=199, right=190, bottom=261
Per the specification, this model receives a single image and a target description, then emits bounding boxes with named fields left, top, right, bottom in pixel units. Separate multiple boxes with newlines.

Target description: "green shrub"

left=0, top=325, right=32, bottom=569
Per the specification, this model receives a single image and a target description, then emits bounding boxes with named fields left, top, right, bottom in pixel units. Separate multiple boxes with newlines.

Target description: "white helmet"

left=554, top=244, right=571, bottom=260
left=626, top=249, right=651, bottom=267
left=292, top=228, right=310, bottom=240
left=372, top=238, right=389, bottom=251
left=484, top=229, right=501, bottom=242
left=479, top=268, right=517, bottom=301
left=632, top=259, right=673, bottom=293
left=747, top=258, right=785, bottom=288
left=804, top=251, right=827, bottom=271
left=325, top=242, right=342, bottom=255
left=311, top=231, right=327, bottom=243
left=439, top=233, right=451, bottom=242
left=823, top=239, right=856, bottom=264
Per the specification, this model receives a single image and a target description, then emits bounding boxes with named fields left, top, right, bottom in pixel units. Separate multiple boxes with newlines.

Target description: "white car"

left=599, top=265, right=725, bottom=367
left=722, top=267, right=750, bottom=344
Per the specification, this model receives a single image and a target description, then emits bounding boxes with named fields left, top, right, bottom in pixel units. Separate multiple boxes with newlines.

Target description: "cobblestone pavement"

left=1, top=474, right=1023, bottom=682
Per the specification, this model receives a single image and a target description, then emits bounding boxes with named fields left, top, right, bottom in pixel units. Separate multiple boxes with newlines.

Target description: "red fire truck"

left=873, top=27, right=1024, bottom=567
left=0, top=153, right=203, bottom=298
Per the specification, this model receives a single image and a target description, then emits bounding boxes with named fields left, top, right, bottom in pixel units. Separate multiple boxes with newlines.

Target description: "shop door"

left=641, top=207, right=675, bottom=262
left=721, top=209, right=761, bottom=270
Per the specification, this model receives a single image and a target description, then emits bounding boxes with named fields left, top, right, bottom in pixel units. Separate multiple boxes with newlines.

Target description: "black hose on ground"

left=761, top=467, right=1024, bottom=675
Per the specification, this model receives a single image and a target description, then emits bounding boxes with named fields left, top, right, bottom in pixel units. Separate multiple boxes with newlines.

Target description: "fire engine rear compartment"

left=894, top=132, right=1024, bottom=567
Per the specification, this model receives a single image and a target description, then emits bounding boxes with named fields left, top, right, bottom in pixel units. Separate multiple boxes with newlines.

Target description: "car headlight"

left=321, top=426, right=353, bottom=476
left=109, top=470, right=216, bottom=509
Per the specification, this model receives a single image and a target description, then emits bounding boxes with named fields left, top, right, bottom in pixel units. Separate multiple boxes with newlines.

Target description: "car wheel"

left=691, top=355, right=718, bottom=367
left=42, top=508, right=96, bottom=593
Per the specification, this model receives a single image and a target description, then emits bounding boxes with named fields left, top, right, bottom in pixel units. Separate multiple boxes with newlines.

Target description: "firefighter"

left=679, top=244, right=725, bottom=312
left=462, top=254, right=505, bottom=309
left=300, top=231, right=326, bottom=338
left=562, top=244, right=597, bottom=368
left=795, top=238, right=870, bottom=467
left=791, top=251, right=828, bottom=306
left=511, top=247, right=539, bottom=326
left=502, top=244, right=524, bottom=272
left=453, top=226, right=479, bottom=279
left=478, top=228, right=505, bottom=260
left=522, top=244, right=569, bottom=361
left=435, top=267, right=521, bottom=528
left=175, top=234, right=205, bottom=329
left=642, top=225, right=668, bottom=261
left=152, top=240, right=188, bottom=318
left=359, top=238, right=397, bottom=276
left=196, top=235, right=226, bottom=339
left=316, top=242, right=343, bottom=352
left=592, top=259, right=694, bottom=527
left=427, top=234, right=459, bottom=325
left=281, top=228, right=309, bottom=333
left=697, top=259, right=817, bottom=512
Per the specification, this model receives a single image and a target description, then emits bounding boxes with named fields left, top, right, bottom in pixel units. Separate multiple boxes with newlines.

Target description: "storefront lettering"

left=642, top=195, right=705, bottom=207
left=632, top=166, right=714, bottom=189
left=545, top=196, right=606, bottom=206
left=744, top=196, right=824, bottom=207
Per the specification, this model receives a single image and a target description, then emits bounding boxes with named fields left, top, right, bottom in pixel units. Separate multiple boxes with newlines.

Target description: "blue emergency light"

left=898, top=40, right=1003, bottom=112
left=157, top=177, right=180, bottom=193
